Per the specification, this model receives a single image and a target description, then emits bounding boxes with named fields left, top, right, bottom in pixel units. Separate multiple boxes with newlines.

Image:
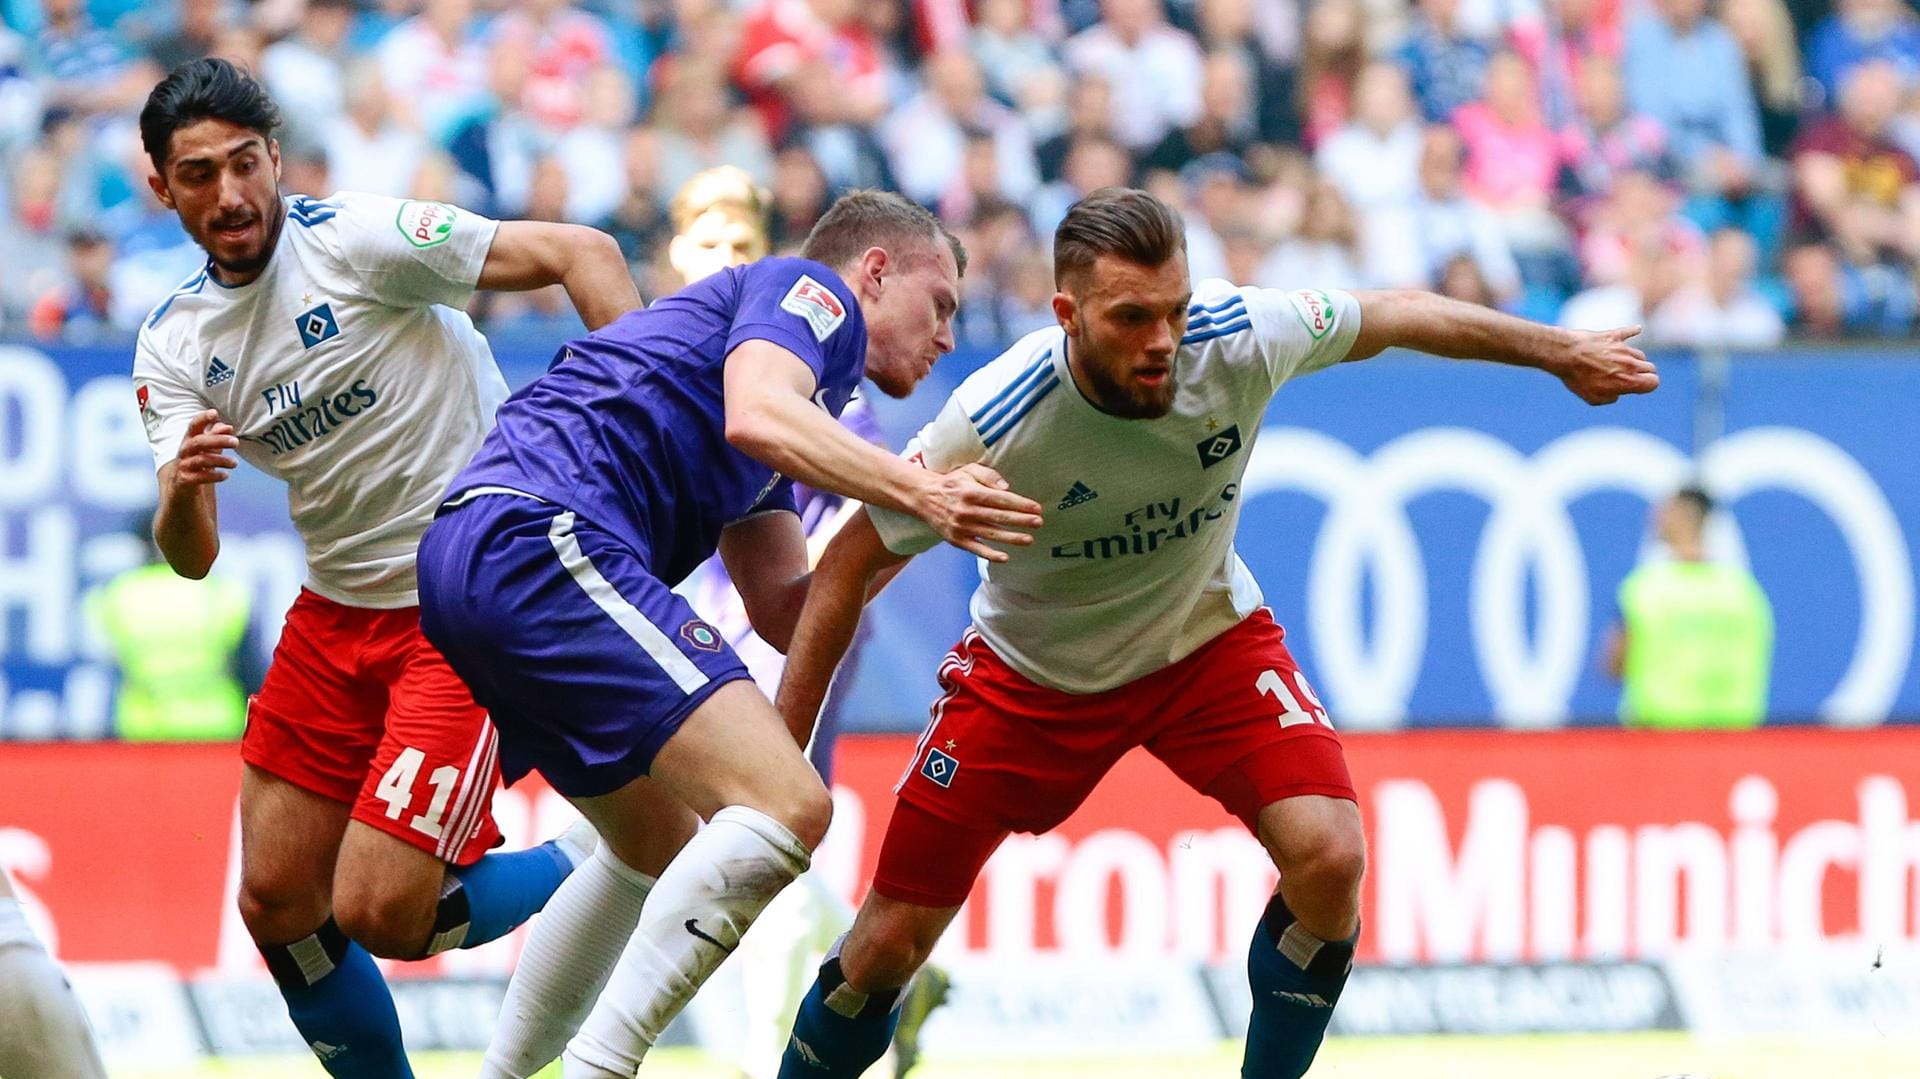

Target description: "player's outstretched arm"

left=724, top=341, right=1044, bottom=562
left=153, top=409, right=236, bottom=579
left=477, top=221, right=641, bottom=331
left=1344, top=289, right=1660, bottom=405
left=775, top=510, right=909, bottom=747
left=718, top=510, right=811, bottom=652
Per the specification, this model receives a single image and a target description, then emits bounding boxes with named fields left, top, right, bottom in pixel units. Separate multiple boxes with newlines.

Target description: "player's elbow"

left=569, top=224, right=624, bottom=275
left=724, top=398, right=788, bottom=466
left=162, top=542, right=217, bottom=580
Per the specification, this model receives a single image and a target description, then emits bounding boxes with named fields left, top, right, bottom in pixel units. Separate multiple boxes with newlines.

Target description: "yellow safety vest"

left=87, top=563, right=251, bottom=741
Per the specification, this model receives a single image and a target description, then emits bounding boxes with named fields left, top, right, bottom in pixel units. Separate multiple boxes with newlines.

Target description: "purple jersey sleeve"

left=724, top=260, right=862, bottom=393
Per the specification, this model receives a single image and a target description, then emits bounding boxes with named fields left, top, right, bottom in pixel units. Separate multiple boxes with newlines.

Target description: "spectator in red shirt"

left=1791, top=57, right=1920, bottom=268
left=488, top=0, right=615, bottom=132
left=732, top=0, right=886, bottom=144
left=28, top=228, right=114, bottom=341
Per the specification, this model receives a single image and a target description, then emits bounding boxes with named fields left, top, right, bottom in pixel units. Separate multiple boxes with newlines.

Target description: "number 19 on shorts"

left=1258, top=668, right=1332, bottom=729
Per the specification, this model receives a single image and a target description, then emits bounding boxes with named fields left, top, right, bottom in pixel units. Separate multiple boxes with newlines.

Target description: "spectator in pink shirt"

left=488, top=0, right=615, bottom=132
left=1456, top=50, right=1560, bottom=214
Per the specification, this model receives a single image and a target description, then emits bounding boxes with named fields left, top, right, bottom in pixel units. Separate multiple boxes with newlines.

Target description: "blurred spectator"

left=1455, top=50, right=1568, bottom=254
left=27, top=227, right=114, bottom=341
left=1030, top=132, right=1133, bottom=237
left=1606, top=485, right=1773, bottom=730
left=145, top=0, right=225, bottom=73
left=1780, top=238, right=1912, bottom=335
left=30, top=0, right=154, bottom=116
left=1436, top=251, right=1500, bottom=305
left=651, top=56, right=774, bottom=204
left=376, top=0, right=488, bottom=139
left=1721, top=0, right=1806, bottom=156
left=278, top=147, right=330, bottom=199
left=488, top=0, right=617, bottom=132
left=1368, top=125, right=1522, bottom=301
left=881, top=47, right=1039, bottom=209
left=1398, top=0, right=1491, bottom=124
left=1648, top=226, right=1787, bottom=348
left=1298, top=0, right=1367, bottom=146
left=1560, top=238, right=1667, bottom=329
left=444, top=33, right=544, bottom=215
left=970, top=0, right=1058, bottom=108
left=1790, top=58, right=1920, bottom=268
left=1142, top=49, right=1257, bottom=174
left=261, top=0, right=354, bottom=154
left=1064, top=0, right=1204, bottom=152
left=767, top=141, right=831, bottom=251
left=325, top=59, right=428, bottom=198
left=1806, top=0, right=1920, bottom=104
left=1035, top=70, right=1114, bottom=181
left=1316, top=60, right=1423, bottom=213
left=1557, top=53, right=1673, bottom=215
left=1625, top=0, right=1776, bottom=250
left=0, top=148, right=67, bottom=322
left=733, top=0, right=887, bottom=144
left=1194, top=0, right=1303, bottom=144
left=1257, top=179, right=1365, bottom=289
left=603, top=125, right=669, bottom=265
left=954, top=199, right=1054, bottom=347
left=0, top=27, right=43, bottom=157
left=1579, top=170, right=1706, bottom=288
left=554, top=66, right=636, bottom=224
left=1512, top=0, right=1627, bottom=130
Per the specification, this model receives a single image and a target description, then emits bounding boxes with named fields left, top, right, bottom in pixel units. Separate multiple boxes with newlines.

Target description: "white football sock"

left=563, top=806, right=811, bottom=1078
left=480, top=843, right=655, bottom=1079
left=0, top=898, right=108, bottom=1079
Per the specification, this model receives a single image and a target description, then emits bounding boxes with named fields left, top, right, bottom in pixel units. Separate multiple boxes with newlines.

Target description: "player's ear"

left=1051, top=290, right=1078, bottom=336
left=268, top=137, right=281, bottom=182
left=147, top=166, right=176, bottom=211
left=857, top=246, right=890, bottom=297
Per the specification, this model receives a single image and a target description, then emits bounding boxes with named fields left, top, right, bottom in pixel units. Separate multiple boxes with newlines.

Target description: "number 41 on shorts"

left=1257, top=668, right=1332, bottom=729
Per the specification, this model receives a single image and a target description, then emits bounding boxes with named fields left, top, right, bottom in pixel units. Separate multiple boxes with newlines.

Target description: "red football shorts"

left=243, top=588, right=503, bottom=865
left=873, top=609, right=1354, bottom=908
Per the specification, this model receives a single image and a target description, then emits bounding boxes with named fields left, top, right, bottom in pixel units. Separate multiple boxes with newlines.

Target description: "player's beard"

left=203, top=202, right=284, bottom=281
left=1077, top=344, right=1176, bottom=420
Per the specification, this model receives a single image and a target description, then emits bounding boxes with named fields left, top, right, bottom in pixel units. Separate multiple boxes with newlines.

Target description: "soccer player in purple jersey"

left=416, top=191, right=1042, bottom=1078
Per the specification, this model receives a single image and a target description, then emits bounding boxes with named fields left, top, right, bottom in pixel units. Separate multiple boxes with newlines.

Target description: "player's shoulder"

left=1179, top=278, right=1259, bottom=353
left=740, top=256, right=859, bottom=339
left=138, top=263, right=217, bottom=350
left=949, top=326, right=1062, bottom=446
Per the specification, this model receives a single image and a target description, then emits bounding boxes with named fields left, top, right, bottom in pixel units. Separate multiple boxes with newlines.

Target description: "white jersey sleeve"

left=1187, top=279, right=1362, bottom=394
left=320, top=192, right=499, bottom=310
left=133, top=327, right=208, bottom=472
left=869, top=394, right=988, bottom=556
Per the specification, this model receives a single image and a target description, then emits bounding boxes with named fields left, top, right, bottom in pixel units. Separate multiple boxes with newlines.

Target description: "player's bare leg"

left=481, top=778, right=697, bottom=1079
left=1244, top=794, right=1367, bottom=1079
left=562, top=680, right=831, bottom=1078
left=238, top=766, right=414, bottom=1077
left=0, top=873, right=108, bottom=1079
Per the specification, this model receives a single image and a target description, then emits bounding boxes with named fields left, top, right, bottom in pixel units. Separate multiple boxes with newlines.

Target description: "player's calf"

left=780, top=893, right=957, bottom=1079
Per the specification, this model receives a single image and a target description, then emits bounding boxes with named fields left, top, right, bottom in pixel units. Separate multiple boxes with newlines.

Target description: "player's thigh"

left=568, top=775, right=700, bottom=879
left=237, top=763, right=352, bottom=942
left=330, top=820, right=448, bottom=943
left=648, top=680, right=831, bottom=845
left=241, top=589, right=386, bottom=807
left=1145, top=611, right=1357, bottom=830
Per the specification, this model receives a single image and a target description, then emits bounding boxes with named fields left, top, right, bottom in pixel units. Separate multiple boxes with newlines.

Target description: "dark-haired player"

left=132, top=58, right=638, bottom=1077
left=772, top=187, right=1658, bottom=1079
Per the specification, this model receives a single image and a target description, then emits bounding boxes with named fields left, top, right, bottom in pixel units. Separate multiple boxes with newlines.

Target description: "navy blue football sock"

left=1242, top=893, right=1356, bottom=1079
left=779, top=956, right=903, bottom=1078
left=260, top=918, right=414, bottom=1079
left=429, top=840, right=575, bottom=954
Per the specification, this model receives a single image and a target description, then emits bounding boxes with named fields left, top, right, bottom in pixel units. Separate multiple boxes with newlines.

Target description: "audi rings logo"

left=1240, top=426, right=1913, bottom=730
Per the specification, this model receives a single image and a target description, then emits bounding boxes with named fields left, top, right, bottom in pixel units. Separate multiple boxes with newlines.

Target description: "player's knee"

left=333, top=881, right=437, bottom=960
left=237, top=870, right=330, bottom=944
left=761, top=775, right=833, bottom=852
left=843, top=919, right=928, bottom=993
left=1288, top=823, right=1367, bottom=922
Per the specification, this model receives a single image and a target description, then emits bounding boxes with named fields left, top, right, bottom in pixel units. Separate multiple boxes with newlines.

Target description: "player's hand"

left=919, top=463, right=1044, bottom=563
left=173, top=409, right=239, bottom=485
left=1554, top=326, right=1659, bottom=406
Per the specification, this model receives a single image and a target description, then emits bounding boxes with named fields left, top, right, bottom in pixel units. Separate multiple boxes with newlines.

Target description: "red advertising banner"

left=3, top=727, right=1916, bottom=973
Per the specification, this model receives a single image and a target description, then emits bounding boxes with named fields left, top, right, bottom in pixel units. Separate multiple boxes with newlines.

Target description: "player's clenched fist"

left=1554, top=325, right=1660, bottom=406
left=919, top=462, right=1045, bottom=563
left=174, top=409, right=239, bottom=484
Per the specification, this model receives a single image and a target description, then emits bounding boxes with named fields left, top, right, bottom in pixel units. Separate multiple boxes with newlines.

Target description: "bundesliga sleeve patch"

left=395, top=200, right=457, bottom=248
left=780, top=274, right=847, bottom=342
left=1287, top=289, right=1336, bottom=341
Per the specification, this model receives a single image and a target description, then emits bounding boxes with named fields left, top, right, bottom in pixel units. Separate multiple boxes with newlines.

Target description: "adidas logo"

left=1057, top=480, right=1098, bottom=510
left=1272, top=990, right=1333, bottom=1008
left=204, top=356, right=234, bottom=387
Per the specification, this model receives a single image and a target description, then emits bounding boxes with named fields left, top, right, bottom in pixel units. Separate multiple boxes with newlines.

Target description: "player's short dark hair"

left=1674, top=485, right=1714, bottom=517
left=1053, top=187, right=1186, bottom=289
left=140, top=58, right=282, bottom=174
left=801, top=190, right=967, bottom=278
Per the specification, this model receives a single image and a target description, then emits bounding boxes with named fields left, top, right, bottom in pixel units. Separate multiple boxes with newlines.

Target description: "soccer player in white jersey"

left=769, top=188, right=1659, bottom=1079
left=0, top=872, right=106, bottom=1079
left=131, top=60, right=635, bottom=1077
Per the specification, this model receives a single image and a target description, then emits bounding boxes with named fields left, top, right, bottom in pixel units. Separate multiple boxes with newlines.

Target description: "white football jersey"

left=871, top=281, right=1361, bottom=694
left=134, top=192, right=508, bottom=608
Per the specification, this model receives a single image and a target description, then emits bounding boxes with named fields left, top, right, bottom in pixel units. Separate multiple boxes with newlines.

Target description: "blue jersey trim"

left=144, top=269, right=209, bottom=328
left=1186, top=297, right=1247, bottom=334
left=969, top=349, right=1054, bottom=426
left=1189, top=294, right=1245, bottom=318
left=1182, top=319, right=1253, bottom=345
left=981, top=372, right=1060, bottom=446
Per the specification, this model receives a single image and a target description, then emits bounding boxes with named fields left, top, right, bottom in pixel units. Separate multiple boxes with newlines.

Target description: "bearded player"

left=133, top=59, right=636, bottom=1077
left=772, top=188, right=1659, bottom=1079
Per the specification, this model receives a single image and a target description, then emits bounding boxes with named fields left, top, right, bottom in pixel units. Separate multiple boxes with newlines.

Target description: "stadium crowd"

left=0, top=0, right=1917, bottom=346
